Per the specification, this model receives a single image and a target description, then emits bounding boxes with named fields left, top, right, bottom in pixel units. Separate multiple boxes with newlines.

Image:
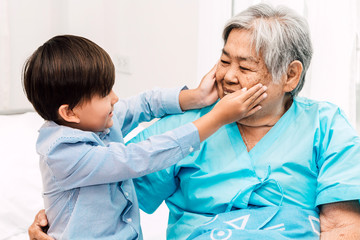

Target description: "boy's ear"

left=58, top=104, right=80, bottom=123
left=283, top=60, right=303, bottom=93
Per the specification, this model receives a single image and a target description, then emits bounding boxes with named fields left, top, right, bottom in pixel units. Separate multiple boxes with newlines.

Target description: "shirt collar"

left=97, top=128, right=111, bottom=139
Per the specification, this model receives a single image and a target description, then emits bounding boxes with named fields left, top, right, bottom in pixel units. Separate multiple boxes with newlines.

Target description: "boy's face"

left=72, top=90, right=119, bottom=132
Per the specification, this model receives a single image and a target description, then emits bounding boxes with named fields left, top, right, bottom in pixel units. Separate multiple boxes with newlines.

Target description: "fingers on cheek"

left=216, top=87, right=223, bottom=97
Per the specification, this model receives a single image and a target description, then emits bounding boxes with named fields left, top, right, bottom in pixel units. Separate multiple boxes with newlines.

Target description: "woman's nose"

left=223, top=67, right=239, bottom=85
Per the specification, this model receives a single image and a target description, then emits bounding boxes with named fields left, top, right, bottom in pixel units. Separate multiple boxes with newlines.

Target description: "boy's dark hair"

left=23, top=35, right=115, bottom=121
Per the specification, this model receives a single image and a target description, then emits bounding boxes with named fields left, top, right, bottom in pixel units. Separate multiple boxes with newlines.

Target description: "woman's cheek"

left=244, top=76, right=263, bottom=89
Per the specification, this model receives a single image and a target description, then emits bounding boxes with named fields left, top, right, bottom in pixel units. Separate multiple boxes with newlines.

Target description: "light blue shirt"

left=37, top=87, right=200, bottom=240
left=132, top=97, right=360, bottom=240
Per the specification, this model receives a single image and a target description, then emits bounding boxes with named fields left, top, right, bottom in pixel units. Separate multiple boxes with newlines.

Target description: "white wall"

left=0, top=0, right=200, bottom=113
left=2, top=0, right=360, bottom=122
left=110, top=1, right=200, bottom=96
left=196, top=0, right=232, bottom=80
left=0, top=0, right=66, bottom=112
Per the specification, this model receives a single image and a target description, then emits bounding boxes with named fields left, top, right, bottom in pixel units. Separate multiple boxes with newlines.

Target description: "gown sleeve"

left=130, top=110, right=202, bottom=213
left=130, top=119, right=180, bottom=213
left=315, top=106, right=360, bottom=206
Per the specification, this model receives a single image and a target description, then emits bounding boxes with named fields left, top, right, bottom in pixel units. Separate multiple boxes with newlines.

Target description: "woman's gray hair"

left=223, top=3, right=313, bottom=96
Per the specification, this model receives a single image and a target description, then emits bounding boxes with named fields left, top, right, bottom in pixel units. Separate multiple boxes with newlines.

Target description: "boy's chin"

left=105, top=121, right=113, bottom=129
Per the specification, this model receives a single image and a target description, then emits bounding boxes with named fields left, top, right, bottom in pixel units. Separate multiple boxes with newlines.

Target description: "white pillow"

left=0, top=112, right=44, bottom=239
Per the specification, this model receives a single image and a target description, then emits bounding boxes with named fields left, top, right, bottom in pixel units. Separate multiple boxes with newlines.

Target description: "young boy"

left=23, top=35, right=267, bottom=239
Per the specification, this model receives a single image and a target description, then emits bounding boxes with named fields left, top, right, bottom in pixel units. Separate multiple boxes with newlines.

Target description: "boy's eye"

left=220, top=59, right=230, bottom=65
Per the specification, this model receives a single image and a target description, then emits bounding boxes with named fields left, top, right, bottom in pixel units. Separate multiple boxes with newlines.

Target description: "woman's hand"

left=179, top=64, right=219, bottom=110
left=28, top=209, right=54, bottom=240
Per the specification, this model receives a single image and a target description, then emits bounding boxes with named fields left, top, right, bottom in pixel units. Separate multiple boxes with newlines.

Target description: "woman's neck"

left=237, top=123, right=272, bottom=151
left=237, top=95, right=293, bottom=151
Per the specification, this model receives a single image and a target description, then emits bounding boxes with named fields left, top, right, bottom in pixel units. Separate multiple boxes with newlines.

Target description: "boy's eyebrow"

left=221, top=49, right=259, bottom=63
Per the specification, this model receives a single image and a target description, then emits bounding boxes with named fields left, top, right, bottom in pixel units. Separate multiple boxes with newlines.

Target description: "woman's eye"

left=240, top=66, right=251, bottom=71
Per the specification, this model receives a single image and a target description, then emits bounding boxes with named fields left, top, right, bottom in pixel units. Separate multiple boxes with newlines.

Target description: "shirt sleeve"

left=114, top=86, right=187, bottom=136
left=42, top=122, right=199, bottom=192
left=315, top=107, right=360, bottom=206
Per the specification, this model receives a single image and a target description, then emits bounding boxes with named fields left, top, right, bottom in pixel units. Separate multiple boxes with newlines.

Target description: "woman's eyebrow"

left=222, top=49, right=259, bottom=63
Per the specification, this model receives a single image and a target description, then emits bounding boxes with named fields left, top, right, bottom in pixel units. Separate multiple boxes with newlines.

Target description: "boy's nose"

left=110, top=91, right=119, bottom=104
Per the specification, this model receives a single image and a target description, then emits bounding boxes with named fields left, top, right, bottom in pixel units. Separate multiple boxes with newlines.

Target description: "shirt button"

left=127, top=218, right=132, bottom=223
left=124, top=192, right=129, bottom=197
left=189, top=146, right=194, bottom=153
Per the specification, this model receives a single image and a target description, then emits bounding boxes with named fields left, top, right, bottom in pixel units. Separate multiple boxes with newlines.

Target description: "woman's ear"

left=58, top=104, right=80, bottom=123
left=283, top=60, right=303, bottom=93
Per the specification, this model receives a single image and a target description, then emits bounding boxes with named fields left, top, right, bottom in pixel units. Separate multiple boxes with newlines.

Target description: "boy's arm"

left=46, top=122, right=199, bottom=190
left=49, top=84, right=266, bottom=190
left=115, top=65, right=218, bottom=136
left=114, top=87, right=185, bottom=136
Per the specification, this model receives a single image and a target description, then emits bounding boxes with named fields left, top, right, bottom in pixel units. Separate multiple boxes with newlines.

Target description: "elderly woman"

left=132, top=4, right=360, bottom=239
left=29, top=3, right=360, bottom=240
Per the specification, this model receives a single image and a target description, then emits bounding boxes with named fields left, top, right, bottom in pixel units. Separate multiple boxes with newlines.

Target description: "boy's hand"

left=193, top=64, right=219, bottom=107
left=179, top=64, right=219, bottom=111
left=212, top=83, right=267, bottom=125
left=193, top=83, right=267, bottom=142
left=28, top=209, right=54, bottom=240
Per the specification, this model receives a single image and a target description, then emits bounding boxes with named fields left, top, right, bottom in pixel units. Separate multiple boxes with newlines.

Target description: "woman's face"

left=216, top=29, right=288, bottom=127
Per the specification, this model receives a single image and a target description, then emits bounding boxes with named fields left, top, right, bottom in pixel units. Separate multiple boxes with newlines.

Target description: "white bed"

left=0, top=112, right=168, bottom=240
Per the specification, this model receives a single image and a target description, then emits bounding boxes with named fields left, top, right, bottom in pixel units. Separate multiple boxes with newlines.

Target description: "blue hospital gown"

left=131, top=97, right=360, bottom=240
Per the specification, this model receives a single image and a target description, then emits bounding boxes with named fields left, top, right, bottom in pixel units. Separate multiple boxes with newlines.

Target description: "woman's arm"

left=320, top=200, right=360, bottom=239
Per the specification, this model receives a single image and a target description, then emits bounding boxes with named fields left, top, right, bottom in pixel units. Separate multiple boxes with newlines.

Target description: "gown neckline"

left=225, top=100, right=297, bottom=161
